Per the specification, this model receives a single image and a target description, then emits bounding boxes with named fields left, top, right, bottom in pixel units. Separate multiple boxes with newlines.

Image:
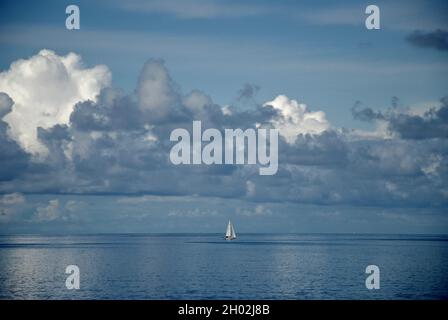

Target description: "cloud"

left=35, top=199, right=60, bottom=222
left=236, top=204, right=272, bottom=217
left=0, top=92, right=13, bottom=118
left=237, top=83, right=260, bottom=101
left=0, top=193, right=26, bottom=222
left=406, top=29, right=448, bottom=51
left=70, top=88, right=143, bottom=132
left=0, top=192, right=25, bottom=206
left=0, top=49, right=111, bottom=155
left=65, top=199, right=81, bottom=212
left=34, top=199, right=80, bottom=222
left=264, top=95, right=330, bottom=144
left=246, top=180, right=256, bottom=197
left=168, top=208, right=218, bottom=217
left=183, top=90, right=213, bottom=113
left=0, top=93, right=30, bottom=180
left=351, top=101, right=386, bottom=122
left=0, top=50, right=447, bottom=211
left=352, top=97, right=448, bottom=139
left=137, top=59, right=183, bottom=121
left=388, top=102, right=448, bottom=140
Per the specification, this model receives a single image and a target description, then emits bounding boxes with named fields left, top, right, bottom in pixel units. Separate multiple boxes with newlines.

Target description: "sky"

left=0, top=0, right=447, bottom=234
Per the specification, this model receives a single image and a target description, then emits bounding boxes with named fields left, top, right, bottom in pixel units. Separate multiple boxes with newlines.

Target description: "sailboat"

left=225, top=220, right=236, bottom=240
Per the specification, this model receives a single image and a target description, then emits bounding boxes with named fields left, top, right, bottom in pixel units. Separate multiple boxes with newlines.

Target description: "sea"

left=0, top=233, right=447, bottom=300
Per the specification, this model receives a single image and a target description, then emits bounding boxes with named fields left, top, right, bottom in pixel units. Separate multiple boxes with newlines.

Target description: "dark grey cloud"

left=351, top=101, right=385, bottom=122
left=70, top=88, right=143, bottom=132
left=237, top=83, right=260, bottom=101
left=406, top=29, right=448, bottom=51
left=0, top=93, right=13, bottom=118
left=352, top=97, right=448, bottom=140
left=389, top=102, right=448, bottom=140
left=281, top=131, right=349, bottom=167
left=246, top=133, right=448, bottom=207
left=0, top=93, right=30, bottom=181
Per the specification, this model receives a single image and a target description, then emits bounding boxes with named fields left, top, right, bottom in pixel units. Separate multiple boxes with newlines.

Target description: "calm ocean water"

left=0, top=234, right=447, bottom=300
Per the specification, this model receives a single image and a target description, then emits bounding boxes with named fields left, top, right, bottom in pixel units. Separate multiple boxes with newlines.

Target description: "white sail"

left=230, top=224, right=236, bottom=239
left=226, top=221, right=232, bottom=237
left=225, top=220, right=236, bottom=240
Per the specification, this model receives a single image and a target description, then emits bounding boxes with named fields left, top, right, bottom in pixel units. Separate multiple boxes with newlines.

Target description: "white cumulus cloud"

left=0, top=49, right=111, bottom=155
left=264, top=95, right=330, bottom=144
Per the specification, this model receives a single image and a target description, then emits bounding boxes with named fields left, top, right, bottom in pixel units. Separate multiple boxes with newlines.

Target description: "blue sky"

left=0, top=0, right=447, bottom=234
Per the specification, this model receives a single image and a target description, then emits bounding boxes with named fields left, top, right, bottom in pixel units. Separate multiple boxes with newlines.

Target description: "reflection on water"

left=0, top=234, right=447, bottom=299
